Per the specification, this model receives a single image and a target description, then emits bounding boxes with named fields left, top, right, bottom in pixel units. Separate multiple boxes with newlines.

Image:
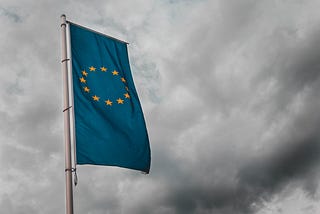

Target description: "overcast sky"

left=1, top=0, right=320, bottom=213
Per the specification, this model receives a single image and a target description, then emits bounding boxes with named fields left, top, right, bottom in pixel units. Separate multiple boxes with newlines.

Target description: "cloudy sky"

left=1, top=0, right=320, bottom=213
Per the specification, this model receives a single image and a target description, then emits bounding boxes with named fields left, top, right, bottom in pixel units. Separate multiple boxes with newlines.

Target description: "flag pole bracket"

left=61, top=58, right=70, bottom=63
left=63, top=106, right=72, bottom=112
left=65, top=167, right=76, bottom=172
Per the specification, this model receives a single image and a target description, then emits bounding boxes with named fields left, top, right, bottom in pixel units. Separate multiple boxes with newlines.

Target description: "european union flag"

left=69, top=23, right=150, bottom=173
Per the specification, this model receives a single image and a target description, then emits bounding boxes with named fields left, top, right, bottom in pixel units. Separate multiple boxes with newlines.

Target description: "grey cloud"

left=1, top=0, right=320, bottom=214
left=238, top=136, right=320, bottom=210
left=0, top=7, right=22, bottom=23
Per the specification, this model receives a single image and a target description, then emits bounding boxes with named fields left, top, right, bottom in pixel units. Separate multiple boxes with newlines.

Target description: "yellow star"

left=82, top=70, right=88, bottom=77
left=83, top=86, right=90, bottom=93
left=89, top=66, right=96, bottom=71
left=92, top=95, right=100, bottom=101
left=121, top=77, right=126, bottom=83
left=112, top=70, right=119, bottom=75
left=80, top=77, right=86, bottom=83
left=105, top=99, right=112, bottom=106
left=117, top=98, right=124, bottom=104
left=100, top=67, right=107, bottom=72
left=124, top=93, right=130, bottom=99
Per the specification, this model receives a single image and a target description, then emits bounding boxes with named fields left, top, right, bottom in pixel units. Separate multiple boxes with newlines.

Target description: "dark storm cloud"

left=127, top=1, right=320, bottom=213
left=141, top=83, right=320, bottom=214
left=1, top=0, right=320, bottom=214
left=237, top=135, right=320, bottom=213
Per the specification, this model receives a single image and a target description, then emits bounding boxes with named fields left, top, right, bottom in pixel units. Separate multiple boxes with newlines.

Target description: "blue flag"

left=69, top=23, right=150, bottom=173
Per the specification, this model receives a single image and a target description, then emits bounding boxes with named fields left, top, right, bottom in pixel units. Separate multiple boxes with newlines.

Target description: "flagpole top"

left=61, top=14, right=67, bottom=27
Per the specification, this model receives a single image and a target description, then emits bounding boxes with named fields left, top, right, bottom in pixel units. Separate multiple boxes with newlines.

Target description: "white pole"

left=60, top=14, right=74, bottom=214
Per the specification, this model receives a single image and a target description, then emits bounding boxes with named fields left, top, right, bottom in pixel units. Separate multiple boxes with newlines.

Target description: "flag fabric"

left=69, top=23, right=150, bottom=173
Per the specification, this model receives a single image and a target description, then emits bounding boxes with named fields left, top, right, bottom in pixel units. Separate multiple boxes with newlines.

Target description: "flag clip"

left=65, top=168, right=78, bottom=186
left=74, top=169, right=78, bottom=186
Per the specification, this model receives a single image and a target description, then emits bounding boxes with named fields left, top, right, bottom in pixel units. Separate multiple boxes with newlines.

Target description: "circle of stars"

left=79, top=66, right=130, bottom=107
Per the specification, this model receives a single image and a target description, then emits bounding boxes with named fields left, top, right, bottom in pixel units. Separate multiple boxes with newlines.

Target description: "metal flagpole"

left=60, top=14, right=74, bottom=214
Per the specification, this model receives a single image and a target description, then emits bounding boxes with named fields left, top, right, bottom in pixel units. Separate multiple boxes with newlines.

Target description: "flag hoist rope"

left=61, top=14, right=74, bottom=214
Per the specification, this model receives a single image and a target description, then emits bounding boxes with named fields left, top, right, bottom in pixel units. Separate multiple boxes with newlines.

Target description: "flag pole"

left=60, top=14, right=74, bottom=214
